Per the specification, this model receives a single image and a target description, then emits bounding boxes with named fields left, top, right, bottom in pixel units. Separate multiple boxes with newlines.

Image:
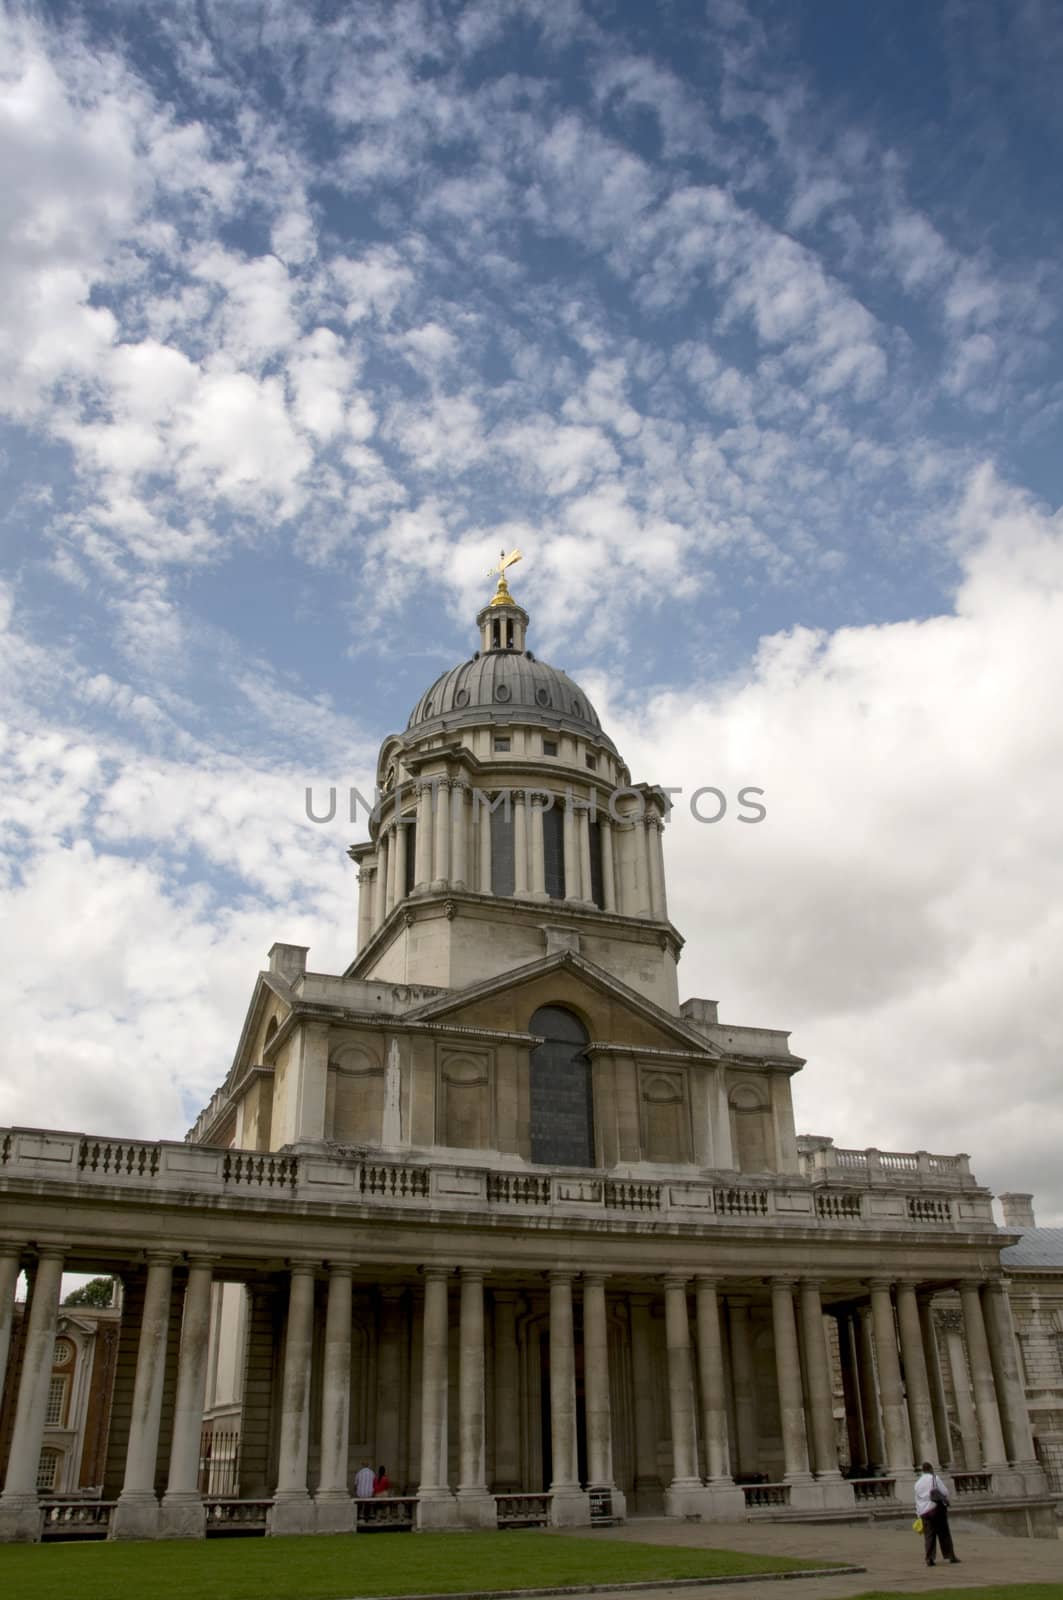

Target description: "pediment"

left=404, top=950, right=721, bottom=1057
left=225, top=971, right=293, bottom=1089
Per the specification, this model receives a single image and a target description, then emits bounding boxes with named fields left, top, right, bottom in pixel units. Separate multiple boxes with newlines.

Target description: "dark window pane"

left=491, top=805, right=515, bottom=897
left=529, top=1005, right=593, bottom=1166
left=404, top=823, right=416, bottom=895
left=588, top=819, right=604, bottom=909
left=543, top=805, right=565, bottom=900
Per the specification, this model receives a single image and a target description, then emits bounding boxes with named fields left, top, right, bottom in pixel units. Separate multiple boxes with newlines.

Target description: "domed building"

left=0, top=571, right=1055, bottom=1543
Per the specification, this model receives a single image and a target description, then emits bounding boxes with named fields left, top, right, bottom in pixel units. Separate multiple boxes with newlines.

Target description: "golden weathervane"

left=486, top=547, right=522, bottom=604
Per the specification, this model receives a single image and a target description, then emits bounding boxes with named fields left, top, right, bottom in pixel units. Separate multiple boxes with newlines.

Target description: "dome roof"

left=405, top=650, right=614, bottom=748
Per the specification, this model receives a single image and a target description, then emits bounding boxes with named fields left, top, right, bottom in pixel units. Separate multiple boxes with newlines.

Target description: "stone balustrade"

left=0, top=1127, right=995, bottom=1233
left=797, top=1136, right=974, bottom=1188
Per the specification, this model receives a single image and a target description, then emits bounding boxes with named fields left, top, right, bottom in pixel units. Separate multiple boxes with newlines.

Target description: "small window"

left=37, top=1450, right=59, bottom=1492
left=494, top=737, right=511, bottom=752
left=45, top=1376, right=67, bottom=1427
left=585, top=754, right=597, bottom=771
left=53, top=1337, right=74, bottom=1367
left=542, top=738, right=558, bottom=757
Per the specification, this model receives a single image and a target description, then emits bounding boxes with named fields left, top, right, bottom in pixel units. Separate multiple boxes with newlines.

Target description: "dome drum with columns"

left=0, top=563, right=1056, bottom=1544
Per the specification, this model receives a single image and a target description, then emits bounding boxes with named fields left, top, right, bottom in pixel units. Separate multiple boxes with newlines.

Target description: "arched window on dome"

left=529, top=1005, right=593, bottom=1167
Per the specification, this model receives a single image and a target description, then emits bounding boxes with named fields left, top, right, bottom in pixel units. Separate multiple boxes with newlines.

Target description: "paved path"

left=547, top=1516, right=1062, bottom=1599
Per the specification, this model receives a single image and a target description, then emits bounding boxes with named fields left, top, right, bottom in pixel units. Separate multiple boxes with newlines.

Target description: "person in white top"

left=914, top=1460, right=960, bottom=1567
left=354, top=1459, right=376, bottom=1498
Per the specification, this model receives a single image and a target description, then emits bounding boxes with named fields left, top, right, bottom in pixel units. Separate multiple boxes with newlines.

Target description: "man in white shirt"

left=914, top=1460, right=960, bottom=1567
left=354, top=1459, right=376, bottom=1498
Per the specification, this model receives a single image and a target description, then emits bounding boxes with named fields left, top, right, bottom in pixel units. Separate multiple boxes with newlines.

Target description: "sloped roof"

left=1001, top=1228, right=1063, bottom=1268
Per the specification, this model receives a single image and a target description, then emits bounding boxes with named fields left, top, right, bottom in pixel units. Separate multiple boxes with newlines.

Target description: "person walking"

left=354, top=1459, right=375, bottom=1498
left=914, top=1460, right=960, bottom=1567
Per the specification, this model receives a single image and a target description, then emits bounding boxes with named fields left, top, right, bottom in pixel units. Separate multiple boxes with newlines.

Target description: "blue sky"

left=2, top=1, right=1062, bottom=1222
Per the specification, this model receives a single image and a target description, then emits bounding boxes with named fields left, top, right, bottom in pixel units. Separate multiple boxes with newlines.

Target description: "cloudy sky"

left=2, top=0, right=1062, bottom=1224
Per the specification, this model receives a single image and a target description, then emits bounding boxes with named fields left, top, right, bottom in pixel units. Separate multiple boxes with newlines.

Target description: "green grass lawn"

left=0, top=1529, right=839, bottom=1600
left=852, top=1591, right=1063, bottom=1600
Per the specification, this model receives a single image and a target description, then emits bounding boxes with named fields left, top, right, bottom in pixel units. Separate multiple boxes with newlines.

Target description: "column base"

left=111, top=1494, right=161, bottom=1540
left=0, top=1496, right=43, bottom=1543
left=549, top=1487, right=591, bottom=1526
left=314, top=1493, right=356, bottom=1534
left=158, top=1495, right=207, bottom=1539
left=415, top=1490, right=460, bottom=1530
left=456, top=1488, right=498, bottom=1528
left=268, top=1492, right=316, bottom=1536
left=702, top=1483, right=746, bottom=1520
left=813, top=1478, right=856, bottom=1512
left=664, top=1480, right=706, bottom=1519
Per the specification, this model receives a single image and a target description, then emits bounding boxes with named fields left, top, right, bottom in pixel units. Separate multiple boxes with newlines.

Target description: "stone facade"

left=0, top=578, right=1057, bottom=1540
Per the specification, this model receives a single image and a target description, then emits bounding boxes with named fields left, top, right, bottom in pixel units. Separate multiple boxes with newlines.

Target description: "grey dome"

left=406, top=651, right=613, bottom=748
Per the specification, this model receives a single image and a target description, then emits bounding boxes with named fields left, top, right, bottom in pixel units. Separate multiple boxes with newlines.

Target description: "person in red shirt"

left=373, top=1464, right=391, bottom=1497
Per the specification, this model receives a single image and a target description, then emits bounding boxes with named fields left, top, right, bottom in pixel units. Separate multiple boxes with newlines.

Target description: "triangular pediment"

left=225, top=970, right=293, bottom=1089
left=404, top=950, right=721, bottom=1057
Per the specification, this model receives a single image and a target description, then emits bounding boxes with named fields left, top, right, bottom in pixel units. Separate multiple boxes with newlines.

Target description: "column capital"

left=422, top=1264, right=454, bottom=1283
left=799, top=1277, right=824, bottom=1293
left=694, top=1273, right=721, bottom=1290
left=287, top=1260, right=319, bottom=1279
left=144, top=1250, right=179, bottom=1268
left=867, top=1278, right=894, bottom=1293
left=324, top=1261, right=356, bottom=1280
left=726, top=1293, right=751, bottom=1310
left=185, top=1253, right=219, bottom=1271
left=549, top=1268, right=578, bottom=1286
left=582, top=1271, right=609, bottom=1290
left=33, top=1245, right=68, bottom=1263
left=663, top=1274, right=689, bottom=1292
left=0, top=1243, right=23, bottom=1262
left=460, top=1266, right=485, bottom=1284
left=771, top=1276, right=798, bottom=1293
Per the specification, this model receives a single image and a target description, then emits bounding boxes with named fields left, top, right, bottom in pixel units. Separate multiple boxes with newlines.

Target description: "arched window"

left=730, top=1084, right=774, bottom=1173
left=529, top=1005, right=593, bottom=1167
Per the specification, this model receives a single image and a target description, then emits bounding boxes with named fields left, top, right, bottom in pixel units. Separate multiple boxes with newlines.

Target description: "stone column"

left=799, top=1281, right=841, bottom=1479
left=432, top=780, right=450, bottom=889
left=583, top=1277, right=616, bottom=1495
left=415, top=783, right=434, bottom=891
left=648, top=817, right=667, bottom=919
left=450, top=786, right=468, bottom=890
left=385, top=822, right=398, bottom=914
left=548, top=1271, right=589, bottom=1524
left=856, top=1304, right=885, bottom=1468
left=600, top=816, right=617, bottom=912
left=528, top=798, right=547, bottom=899
left=941, top=1310, right=980, bottom=1469
left=694, top=1278, right=733, bottom=1485
left=269, top=1262, right=316, bottom=1534
left=837, top=1312, right=867, bottom=1472
left=513, top=791, right=528, bottom=897
left=629, top=1293, right=662, bottom=1509
left=562, top=801, right=578, bottom=902
left=0, top=1249, right=20, bottom=1416
left=643, top=819, right=661, bottom=918
left=373, top=833, right=389, bottom=927
left=315, top=1265, right=354, bottom=1532
left=112, top=1253, right=175, bottom=1539
left=477, top=795, right=492, bottom=894
left=771, top=1279, right=811, bottom=1482
left=160, top=1258, right=216, bottom=1537
left=869, top=1282, right=911, bottom=1477
left=663, top=1277, right=700, bottom=1512
left=727, top=1297, right=758, bottom=1478
left=982, top=1279, right=1038, bottom=1467
left=918, top=1295, right=952, bottom=1468
left=393, top=821, right=409, bottom=905
left=0, top=1247, right=64, bottom=1541
left=492, top=1291, right=520, bottom=1492
left=375, top=1288, right=404, bottom=1497
left=457, top=1270, right=495, bottom=1526
left=417, top=1267, right=455, bottom=1527
left=896, top=1282, right=936, bottom=1466
left=960, top=1281, right=1007, bottom=1468
left=356, top=869, right=373, bottom=951
left=577, top=808, right=593, bottom=903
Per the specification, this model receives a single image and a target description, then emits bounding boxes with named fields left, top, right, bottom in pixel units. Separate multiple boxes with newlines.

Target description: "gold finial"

left=486, top=546, right=522, bottom=605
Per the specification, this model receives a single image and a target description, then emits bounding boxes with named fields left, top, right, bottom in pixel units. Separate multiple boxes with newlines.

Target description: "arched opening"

left=529, top=1005, right=593, bottom=1166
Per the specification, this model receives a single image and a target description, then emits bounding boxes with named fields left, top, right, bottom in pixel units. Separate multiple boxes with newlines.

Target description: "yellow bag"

left=912, top=1517, right=923, bottom=1533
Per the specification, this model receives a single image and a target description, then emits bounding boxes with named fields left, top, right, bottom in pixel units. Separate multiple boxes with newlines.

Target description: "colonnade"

left=0, top=1248, right=1040, bottom=1541
left=358, top=782, right=668, bottom=945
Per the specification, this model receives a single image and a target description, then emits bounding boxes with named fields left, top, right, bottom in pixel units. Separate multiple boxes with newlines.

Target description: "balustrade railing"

left=851, top=1477, right=896, bottom=1503
left=79, top=1139, right=160, bottom=1177
left=486, top=1172, right=551, bottom=1204
left=717, top=1186, right=769, bottom=1216
left=204, top=1498, right=271, bottom=1532
left=360, top=1164, right=429, bottom=1199
left=40, top=1500, right=114, bottom=1538
left=604, top=1179, right=662, bottom=1211
left=908, top=1196, right=952, bottom=1223
left=357, top=1496, right=417, bottom=1529
left=816, top=1191, right=863, bottom=1220
left=742, top=1482, right=790, bottom=1508
left=952, top=1472, right=992, bottom=1495
left=495, top=1492, right=551, bottom=1526
left=222, top=1151, right=298, bottom=1189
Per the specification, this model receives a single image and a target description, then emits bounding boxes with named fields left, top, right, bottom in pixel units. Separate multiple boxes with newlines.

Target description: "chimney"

left=1000, top=1192, right=1036, bottom=1230
left=680, top=997, right=720, bottom=1028
left=268, top=943, right=308, bottom=983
